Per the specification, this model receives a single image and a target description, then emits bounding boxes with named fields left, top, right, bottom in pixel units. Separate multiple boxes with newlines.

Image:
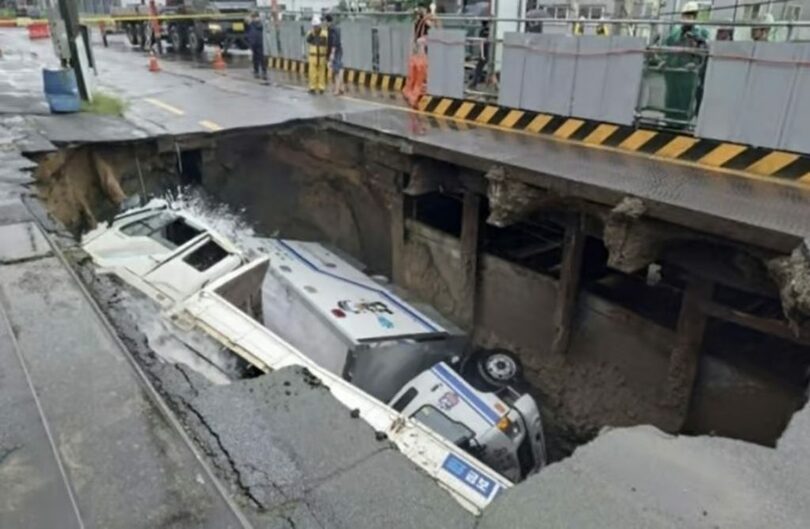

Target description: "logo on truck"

left=336, top=299, right=394, bottom=315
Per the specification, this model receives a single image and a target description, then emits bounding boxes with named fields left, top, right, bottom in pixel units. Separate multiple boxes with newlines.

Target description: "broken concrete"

left=485, top=166, right=552, bottom=227
left=768, top=239, right=810, bottom=330
left=602, top=197, right=664, bottom=273
left=480, top=403, right=810, bottom=529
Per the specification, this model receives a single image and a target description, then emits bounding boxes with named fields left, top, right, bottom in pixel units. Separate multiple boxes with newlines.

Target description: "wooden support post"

left=459, top=191, right=481, bottom=330
left=390, top=190, right=406, bottom=286
left=662, top=277, right=714, bottom=424
left=551, top=214, right=586, bottom=356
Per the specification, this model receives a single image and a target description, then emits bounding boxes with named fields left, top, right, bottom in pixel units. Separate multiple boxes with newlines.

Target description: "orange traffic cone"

left=148, top=52, right=161, bottom=73
left=212, top=49, right=226, bottom=71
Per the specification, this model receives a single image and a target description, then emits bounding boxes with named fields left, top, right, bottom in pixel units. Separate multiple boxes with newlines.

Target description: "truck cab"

left=261, top=239, right=547, bottom=481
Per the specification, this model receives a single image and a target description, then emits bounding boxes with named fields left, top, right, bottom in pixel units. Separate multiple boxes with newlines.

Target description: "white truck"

left=81, top=200, right=545, bottom=502
left=261, top=239, right=547, bottom=482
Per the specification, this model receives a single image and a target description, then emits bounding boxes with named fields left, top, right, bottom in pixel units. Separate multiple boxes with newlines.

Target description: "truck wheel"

left=126, top=24, right=139, bottom=46
left=188, top=30, right=204, bottom=53
left=138, top=23, right=147, bottom=50
left=476, top=348, right=522, bottom=388
left=169, top=26, right=187, bottom=51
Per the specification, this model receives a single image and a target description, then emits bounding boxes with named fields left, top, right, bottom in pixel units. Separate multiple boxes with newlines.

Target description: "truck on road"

left=113, top=0, right=256, bottom=54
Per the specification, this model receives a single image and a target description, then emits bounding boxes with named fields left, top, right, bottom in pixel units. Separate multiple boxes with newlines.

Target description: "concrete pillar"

left=551, top=214, right=586, bottom=356
left=662, top=276, right=714, bottom=427
left=459, top=191, right=481, bottom=331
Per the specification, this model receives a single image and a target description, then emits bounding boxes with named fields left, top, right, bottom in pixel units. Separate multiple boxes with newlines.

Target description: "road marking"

left=144, top=97, right=184, bottom=115
left=199, top=120, right=223, bottom=131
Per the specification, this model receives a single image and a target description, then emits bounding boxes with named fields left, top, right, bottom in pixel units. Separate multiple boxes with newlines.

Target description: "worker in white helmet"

left=661, top=1, right=710, bottom=127
left=306, top=15, right=329, bottom=94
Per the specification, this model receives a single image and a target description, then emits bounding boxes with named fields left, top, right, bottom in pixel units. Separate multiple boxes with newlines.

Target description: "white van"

left=261, top=239, right=547, bottom=481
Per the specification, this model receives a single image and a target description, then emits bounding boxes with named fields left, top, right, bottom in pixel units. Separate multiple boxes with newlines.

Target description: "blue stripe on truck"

left=431, top=362, right=501, bottom=426
left=276, top=239, right=441, bottom=333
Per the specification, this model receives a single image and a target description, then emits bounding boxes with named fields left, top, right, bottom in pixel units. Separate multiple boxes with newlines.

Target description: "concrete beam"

left=391, top=191, right=406, bottom=286
left=551, top=214, right=586, bottom=356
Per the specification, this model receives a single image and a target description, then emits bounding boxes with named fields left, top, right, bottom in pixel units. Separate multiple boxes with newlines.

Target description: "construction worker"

left=246, top=12, right=267, bottom=81
left=751, top=13, right=774, bottom=42
left=661, top=1, right=709, bottom=127
left=325, top=14, right=344, bottom=95
left=306, top=16, right=328, bottom=94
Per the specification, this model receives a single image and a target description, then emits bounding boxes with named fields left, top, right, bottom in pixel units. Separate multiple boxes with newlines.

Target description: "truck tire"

left=169, top=25, right=187, bottom=52
left=188, top=28, right=204, bottom=54
left=126, top=24, right=139, bottom=46
left=138, top=23, right=147, bottom=50
left=474, top=348, right=523, bottom=388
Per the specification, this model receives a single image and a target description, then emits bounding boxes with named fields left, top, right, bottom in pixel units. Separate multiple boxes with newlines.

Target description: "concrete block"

left=308, top=450, right=474, bottom=529
left=0, top=222, right=50, bottom=262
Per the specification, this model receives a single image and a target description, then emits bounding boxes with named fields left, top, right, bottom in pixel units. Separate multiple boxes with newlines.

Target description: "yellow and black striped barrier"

left=417, top=95, right=810, bottom=182
left=267, top=57, right=810, bottom=183
left=269, top=58, right=405, bottom=92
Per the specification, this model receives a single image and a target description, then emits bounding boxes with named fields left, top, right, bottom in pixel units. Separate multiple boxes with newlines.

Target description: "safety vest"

left=307, top=28, right=328, bottom=65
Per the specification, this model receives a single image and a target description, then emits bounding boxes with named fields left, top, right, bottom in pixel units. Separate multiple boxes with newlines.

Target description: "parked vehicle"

left=260, top=239, right=547, bottom=482
left=113, top=0, right=255, bottom=54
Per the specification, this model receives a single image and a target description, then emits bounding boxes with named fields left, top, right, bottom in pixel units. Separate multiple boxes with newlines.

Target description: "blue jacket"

left=246, top=20, right=263, bottom=49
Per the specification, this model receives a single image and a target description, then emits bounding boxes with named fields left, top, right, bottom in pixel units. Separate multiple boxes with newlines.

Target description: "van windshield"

left=121, top=213, right=202, bottom=249
left=411, top=405, right=475, bottom=446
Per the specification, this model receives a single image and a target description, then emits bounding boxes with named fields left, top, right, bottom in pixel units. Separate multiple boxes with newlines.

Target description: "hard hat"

left=681, top=1, right=699, bottom=14
left=312, top=15, right=321, bottom=26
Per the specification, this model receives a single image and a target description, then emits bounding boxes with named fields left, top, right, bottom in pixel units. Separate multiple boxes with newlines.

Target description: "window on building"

left=783, top=4, right=801, bottom=20
left=548, top=5, right=569, bottom=18
left=742, top=3, right=765, bottom=20
left=578, top=5, right=605, bottom=19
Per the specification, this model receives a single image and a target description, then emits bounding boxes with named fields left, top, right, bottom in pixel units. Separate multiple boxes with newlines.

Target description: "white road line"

left=143, top=97, right=185, bottom=115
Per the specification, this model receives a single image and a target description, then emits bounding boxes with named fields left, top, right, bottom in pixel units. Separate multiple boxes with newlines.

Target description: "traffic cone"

left=148, top=52, right=161, bottom=73
left=212, top=49, right=226, bottom=71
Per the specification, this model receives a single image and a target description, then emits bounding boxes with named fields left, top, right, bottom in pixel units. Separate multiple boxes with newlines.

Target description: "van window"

left=391, top=387, right=418, bottom=412
left=183, top=240, right=229, bottom=271
left=411, top=405, right=475, bottom=446
left=121, top=213, right=202, bottom=249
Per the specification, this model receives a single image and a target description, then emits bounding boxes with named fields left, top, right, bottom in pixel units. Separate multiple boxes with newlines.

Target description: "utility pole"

left=56, top=0, right=89, bottom=100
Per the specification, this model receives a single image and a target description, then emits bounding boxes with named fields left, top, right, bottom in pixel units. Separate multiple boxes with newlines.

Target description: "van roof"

left=264, top=239, right=448, bottom=344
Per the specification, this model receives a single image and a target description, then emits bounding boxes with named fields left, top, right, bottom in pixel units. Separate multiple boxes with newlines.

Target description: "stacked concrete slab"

left=697, top=41, right=810, bottom=153
left=499, top=34, right=646, bottom=126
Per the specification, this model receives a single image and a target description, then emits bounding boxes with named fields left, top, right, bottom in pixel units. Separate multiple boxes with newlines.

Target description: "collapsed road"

left=2, top=20, right=810, bottom=529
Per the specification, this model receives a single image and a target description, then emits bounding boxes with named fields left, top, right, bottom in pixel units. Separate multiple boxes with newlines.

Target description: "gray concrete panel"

left=571, top=36, right=610, bottom=121
left=498, top=32, right=530, bottom=109
left=695, top=41, right=754, bottom=142
left=0, top=222, right=50, bottom=263
left=736, top=42, right=799, bottom=149
left=0, top=312, right=82, bottom=529
left=779, top=43, right=810, bottom=154
left=0, top=257, right=245, bottom=528
left=427, top=30, right=466, bottom=99
left=602, top=36, right=646, bottom=126
left=308, top=450, right=474, bottom=529
left=520, top=34, right=560, bottom=113
left=545, top=35, right=579, bottom=116
left=377, top=22, right=412, bottom=76
left=343, top=21, right=374, bottom=71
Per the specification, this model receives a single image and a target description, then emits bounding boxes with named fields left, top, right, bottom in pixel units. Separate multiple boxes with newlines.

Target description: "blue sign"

left=441, top=454, right=499, bottom=499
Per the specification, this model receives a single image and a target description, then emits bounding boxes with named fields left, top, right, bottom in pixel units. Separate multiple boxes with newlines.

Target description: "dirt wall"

left=201, top=125, right=400, bottom=276
left=402, top=221, right=799, bottom=446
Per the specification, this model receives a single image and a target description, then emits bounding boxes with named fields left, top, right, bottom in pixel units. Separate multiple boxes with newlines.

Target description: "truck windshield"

left=121, top=213, right=202, bottom=249
left=411, top=405, right=475, bottom=446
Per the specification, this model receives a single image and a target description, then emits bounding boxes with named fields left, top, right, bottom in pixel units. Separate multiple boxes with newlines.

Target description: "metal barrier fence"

left=262, top=13, right=810, bottom=134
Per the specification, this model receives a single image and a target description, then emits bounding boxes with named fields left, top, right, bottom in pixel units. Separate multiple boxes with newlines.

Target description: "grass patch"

left=81, top=92, right=127, bottom=116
